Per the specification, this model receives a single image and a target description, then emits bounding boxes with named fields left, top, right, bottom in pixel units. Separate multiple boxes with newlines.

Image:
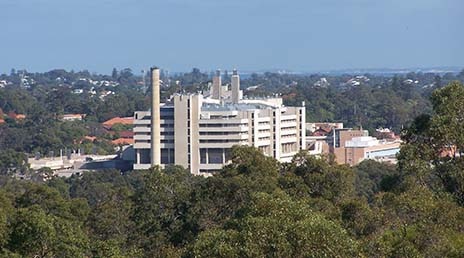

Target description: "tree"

left=0, top=150, right=28, bottom=176
left=194, top=192, right=360, bottom=257
left=354, top=160, right=399, bottom=202
left=192, top=229, right=241, bottom=258
left=131, top=166, right=196, bottom=256
left=287, top=151, right=355, bottom=203
left=190, top=146, right=280, bottom=231
left=8, top=205, right=90, bottom=257
left=0, top=190, right=14, bottom=251
left=429, top=81, right=464, bottom=158
left=398, top=81, right=464, bottom=201
left=340, top=200, right=379, bottom=238
left=119, top=68, right=134, bottom=82
left=112, top=68, right=118, bottom=80
left=364, top=185, right=464, bottom=257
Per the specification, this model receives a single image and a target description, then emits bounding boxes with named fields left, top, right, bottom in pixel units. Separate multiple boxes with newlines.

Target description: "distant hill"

left=316, top=66, right=463, bottom=76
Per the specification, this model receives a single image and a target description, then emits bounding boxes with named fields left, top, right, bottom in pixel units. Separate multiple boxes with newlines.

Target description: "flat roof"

left=201, top=102, right=274, bottom=111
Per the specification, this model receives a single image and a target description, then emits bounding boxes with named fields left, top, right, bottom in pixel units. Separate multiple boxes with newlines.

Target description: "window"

left=208, top=148, right=223, bottom=164
left=161, top=148, right=174, bottom=164
left=200, top=149, right=207, bottom=164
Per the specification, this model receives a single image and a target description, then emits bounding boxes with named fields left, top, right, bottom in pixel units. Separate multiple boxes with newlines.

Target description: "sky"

left=1, top=0, right=463, bottom=74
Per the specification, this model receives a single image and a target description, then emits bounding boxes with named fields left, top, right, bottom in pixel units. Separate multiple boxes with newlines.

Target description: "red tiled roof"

left=312, top=128, right=330, bottom=136
left=102, top=117, right=133, bottom=127
left=7, top=112, right=26, bottom=120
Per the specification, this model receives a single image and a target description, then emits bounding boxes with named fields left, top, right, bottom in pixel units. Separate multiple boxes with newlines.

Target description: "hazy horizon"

left=3, top=65, right=463, bottom=76
left=3, top=0, right=463, bottom=74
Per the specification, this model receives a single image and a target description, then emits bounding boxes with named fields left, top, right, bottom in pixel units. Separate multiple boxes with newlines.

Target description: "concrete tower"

left=212, top=69, right=222, bottom=99
left=150, top=67, right=161, bottom=167
left=231, top=69, right=240, bottom=103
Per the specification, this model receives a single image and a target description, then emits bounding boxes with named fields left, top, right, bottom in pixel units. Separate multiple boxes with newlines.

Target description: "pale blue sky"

left=2, top=0, right=463, bottom=74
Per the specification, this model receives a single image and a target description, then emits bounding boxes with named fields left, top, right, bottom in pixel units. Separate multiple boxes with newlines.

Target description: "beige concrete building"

left=133, top=69, right=306, bottom=175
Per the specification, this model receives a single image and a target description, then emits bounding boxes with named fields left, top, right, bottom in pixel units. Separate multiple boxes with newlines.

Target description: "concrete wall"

left=174, top=95, right=190, bottom=169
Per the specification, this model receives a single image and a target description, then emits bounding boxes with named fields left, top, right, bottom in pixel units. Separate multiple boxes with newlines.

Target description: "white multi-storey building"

left=133, top=68, right=305, bottom=175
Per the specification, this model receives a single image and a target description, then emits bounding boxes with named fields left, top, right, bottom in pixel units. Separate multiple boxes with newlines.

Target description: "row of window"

left=281, top=134, right=297, bottom=138
left=137, top=148, right=175, bottom=165
left=135, top=114, right=174, bottom=120
left=199, top=131, right=246, bottom=136
left=199, top=139, right=246, bottom=143
left=136, top=139, right=174, bottom=144
left=135, top=123, right=175, bottom=129
left=200, top=148, right=232, bottom=164
left=199, top=123, right=246, bottom=128
left=281, top=119, right=297, bottom=123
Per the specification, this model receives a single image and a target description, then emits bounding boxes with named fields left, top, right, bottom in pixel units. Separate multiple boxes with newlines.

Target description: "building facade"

left=133, top=69, right=306, bottom=175
left=306, top=127, right=401, bottom=166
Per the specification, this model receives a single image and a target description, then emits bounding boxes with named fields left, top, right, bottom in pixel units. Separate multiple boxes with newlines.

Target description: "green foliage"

left=194, top=192, right=359, bottom=258
left=189, top=146, right=281, bottom=232
left=363, top=185, right=464, bottom=257
left=193, top=229, right=241, bottom=258
left=0, top=149, right=28, bottom=175
left=0, top=190, right=14, bottom=249
left=435, top=158, right=464, bottom=205
left=341, top=200, right=379, bottom=237
left=429, top=81, right=464, bottom=157
left=8, top=205, right=89, bottom=257
left=0, top=139, right=463, bottom=257
left=131, top=166, right=197, bottom=256
left=288, top=152, right=355, bottom=203
left=0, top=69, right=150, bottom=159
left=354, top=160, right=399, bottom=201
left=0, top=80, right=463, bottom=257
left=111, top=122, right=133, bottom=132
left=399, top=81, right=464, bottom=201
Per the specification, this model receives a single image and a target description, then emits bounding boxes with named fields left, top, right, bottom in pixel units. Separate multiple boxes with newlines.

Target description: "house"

left=7, top=112, right=26, bottom=120
left=312, top=127, right=331, bottom=137
left=61, top=114, right=86, bottom=121
left=102, top=117, right=133, bottom=130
